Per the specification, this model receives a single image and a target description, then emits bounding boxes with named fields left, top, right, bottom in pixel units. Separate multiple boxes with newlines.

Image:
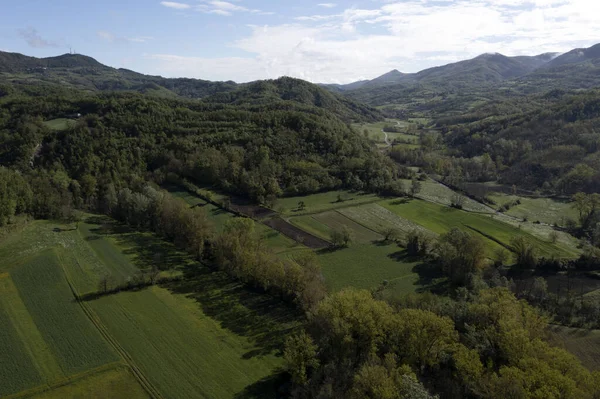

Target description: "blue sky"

left=1, top=0, right=599, bottom=83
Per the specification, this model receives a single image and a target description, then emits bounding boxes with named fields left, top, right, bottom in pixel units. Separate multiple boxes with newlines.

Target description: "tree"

left=572, top=192, right=600, bottom=228
left=548, top=230, right=559, bottom=244
left=450, top=193, right=465, bottom=209
left=284, top=331, right=319, bottom=386
left=298, top=201, right=306, bottom=212
left=382, top=227, right=401, bottom=243
left=331, top=226, right=353, bottom=248
left=511, top=236, right=538, bottom=269
left=406, top=230, right=431, bottom=256
left=435, top=228, right=486, bottom=286
left=410, top=179, right=422, bottom=197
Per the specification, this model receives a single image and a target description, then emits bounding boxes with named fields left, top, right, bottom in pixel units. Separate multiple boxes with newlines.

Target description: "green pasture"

left=277, top=190, right=380, bottom=216
left=380, top=199, right=577, bottom=259
left=488, top=193, right=578, bottom=226
left=318, top=243, right=421, bottom=296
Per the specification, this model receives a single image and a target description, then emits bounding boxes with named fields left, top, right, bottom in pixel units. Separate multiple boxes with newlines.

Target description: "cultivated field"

left=547, top=325, right=600, bottom=371
left=318, top=243, right=421, bottom=296
left=488, top=193, right=579, bottom=226
left=381, top=198, right=577, bottom=259
left=0, top=217, right=298, bottom=398
left=277, top=190, right=380, bottom=216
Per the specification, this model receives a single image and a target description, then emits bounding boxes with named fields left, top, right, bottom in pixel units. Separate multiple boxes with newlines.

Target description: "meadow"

left=487, top=193, right=579, bottom=226
left=317, top=243, right=422, bottom=296
left=0, top=217, right=299, bottom=398
left=380, top=198, right=578, bottom=259
left=276, top=190, right=381, bottom=216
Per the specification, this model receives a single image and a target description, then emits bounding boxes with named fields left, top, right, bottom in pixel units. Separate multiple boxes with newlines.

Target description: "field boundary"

left=56, top=251, right=163, bottom=399
left=333, top=208, right=385, bottom=236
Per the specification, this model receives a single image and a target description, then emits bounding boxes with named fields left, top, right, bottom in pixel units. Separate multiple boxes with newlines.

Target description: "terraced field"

left=488, top=193, right=579, bottom=226
left=276, top=190, right=380, bottom=216
left=0, top=218, right=298, bottom=398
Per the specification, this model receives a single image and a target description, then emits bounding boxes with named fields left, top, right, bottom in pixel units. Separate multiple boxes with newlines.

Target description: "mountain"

left=0, top=50, right=238, bottom=99
left=207, top=77, right=382, bottom=122
left=326, top=44, right=600, bottom=117
left=543, top=43, right=600, bottom=69
left=0, top=50, right=380, bottom=123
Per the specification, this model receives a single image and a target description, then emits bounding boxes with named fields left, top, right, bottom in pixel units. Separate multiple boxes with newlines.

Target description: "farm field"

left=0, top=218, right=298, bottom=399
left=380, top=198, right=578, bottom=259
left=317, top=243, right=422, bottom=296
left=547, top=325, right=600, bottom=371
left=404, top=179, right=494, bottom=213
left=277, top=190, right=380, bottom=216
left=487, top=193, right=579, bottom=226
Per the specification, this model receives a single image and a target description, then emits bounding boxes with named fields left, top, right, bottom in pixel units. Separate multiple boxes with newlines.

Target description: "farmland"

left=380, top=198, right=579, bottom=259
left=276, top=190, right=381, bottom=216
left=318, top=243, right=422, bottom=296
left=487, top=193, right=579, bottom=226
left=0, top=217, right=299, bottom=398
left=547, top=325, right=600, bottom=371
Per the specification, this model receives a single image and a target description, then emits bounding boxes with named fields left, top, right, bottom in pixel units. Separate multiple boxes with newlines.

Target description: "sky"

left=0, top=0, right=599, bottom=83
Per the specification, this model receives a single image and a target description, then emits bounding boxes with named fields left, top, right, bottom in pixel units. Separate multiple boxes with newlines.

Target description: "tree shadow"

left=233, top=371, right=289, bottom=399
left=412, top=262, right=448, bottom=294
left=162, top=265, right=303, bottom=359
left=390, top=198, right=411, bottom=205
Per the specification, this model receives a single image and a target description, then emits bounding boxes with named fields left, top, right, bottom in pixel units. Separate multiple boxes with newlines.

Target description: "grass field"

left=380, top=198, right=578, bottom=259
left=488, top=193, right=578, bottom=226
left=547, top=325, right=600, bottom=371
left=405, top=179, right=494, bottom=213
left=338, top=203, right=434, bottom=237
left=277, top=190, right=380, bottom=216
left=43, top=118, right=75, bottom=131
left=0, top=218, right=299, bottom=398
left=318, top=243, right=422, bottom=296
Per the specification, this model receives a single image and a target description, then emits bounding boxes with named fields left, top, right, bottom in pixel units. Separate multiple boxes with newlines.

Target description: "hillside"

left=434, top=89, right=600, bottom=192
left=207, top=77, right=382, bottom=122
left=330, top=44, right=600, bottom=117
left=0, top=51, right=238, bottom=99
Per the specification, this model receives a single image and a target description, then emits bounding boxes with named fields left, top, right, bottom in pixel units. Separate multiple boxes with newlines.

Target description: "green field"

left=277, top=190, right=380, bottom=216
left=403, top=179, right=494, bottom=213
left=0, top=218, right=299, bottom=398
left=488, top=193, right=578, bottom=226
left=380, top=199, right=578, bottom=259
left=338, top=203, right=434, bottom=237
left=43, top=118, right=75, bottom=131
left=318, top=243, right=421, bottom=296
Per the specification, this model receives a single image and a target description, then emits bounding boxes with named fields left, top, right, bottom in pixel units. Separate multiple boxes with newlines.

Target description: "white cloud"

left=98, top=31, right=153, bottom=43
left=147, top=0, right=600, bottom=83
left=18, top=27, right=58, bottom=48
left=318, top=3, right=337, bottom=8
left=160, top=1, right=191, bottom=10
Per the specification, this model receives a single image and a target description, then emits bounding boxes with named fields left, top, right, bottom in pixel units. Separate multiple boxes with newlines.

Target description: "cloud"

left=18, top=27, right=58, bottom=48
left=160, top=1, right=191, bottom=10
left=318, top=3, right=337, bottom=7
left=147, top=0, right=600, bottom=83
left=98, top=31, right=153, bottom=43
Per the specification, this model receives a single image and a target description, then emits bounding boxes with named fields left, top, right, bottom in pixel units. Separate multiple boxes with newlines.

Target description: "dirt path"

left=380, top=120, right=402, bottom=147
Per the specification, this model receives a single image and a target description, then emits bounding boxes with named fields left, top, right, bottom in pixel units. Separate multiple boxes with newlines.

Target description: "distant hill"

left=326, top=43, right=600, bottom=117
left=0, top=50, right=238, bottom=99
left=207, top=77, right=382, bottom=122
left=0, top=51, right=379, bottom=123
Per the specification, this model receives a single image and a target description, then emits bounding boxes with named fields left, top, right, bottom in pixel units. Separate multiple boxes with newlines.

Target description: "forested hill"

left=437, top=89, right=600, bottom=192
left=0, top=82, right=397, bottom=213
left=206, top=77, right=382, bottom=122
left=0, top=50, right=238, bottom=99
